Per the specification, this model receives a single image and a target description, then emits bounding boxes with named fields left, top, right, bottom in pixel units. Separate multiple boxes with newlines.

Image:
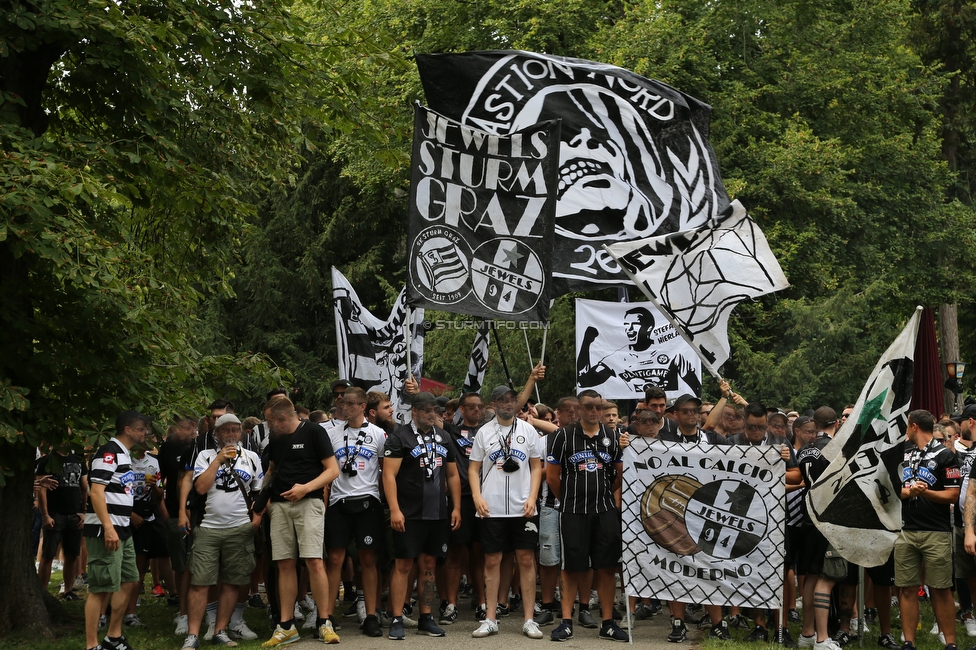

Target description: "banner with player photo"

left=622, top=439, right=786, bottom=608
left=416, top=50, right=731, bottom=294
left=332, top=267, right=425, bottom=425
left=576, top=298, right=700, bottom=399
left=406, top=104, right=560, bottom=322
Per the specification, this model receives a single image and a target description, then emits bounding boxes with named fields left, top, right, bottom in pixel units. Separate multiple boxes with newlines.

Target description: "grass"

left=1, top=569, right=271, bottom=650
left=700, top=600, right=967, bottom=650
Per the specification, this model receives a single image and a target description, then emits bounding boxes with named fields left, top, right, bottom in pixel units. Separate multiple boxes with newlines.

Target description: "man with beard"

left=383, top=392, right=462, bottom=640
left=438, top=391, right=485, bottom=625
left=366, top=391, right=396, bottom=433
left=470, top=386, right=544, bottom=640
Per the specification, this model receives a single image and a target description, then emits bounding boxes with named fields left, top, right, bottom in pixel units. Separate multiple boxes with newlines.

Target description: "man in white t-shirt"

left=321, top=387, right=388, bottom=638
left=182, top=414, right=264, bottom=650
left=469, top=385, right=544, bottom=640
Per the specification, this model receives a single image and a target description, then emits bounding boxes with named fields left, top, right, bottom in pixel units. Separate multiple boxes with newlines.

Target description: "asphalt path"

left=286, top=605, right=701, bottom=649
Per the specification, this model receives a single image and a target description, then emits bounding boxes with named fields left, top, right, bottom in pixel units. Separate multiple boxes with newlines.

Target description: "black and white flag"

left=462, top=321, right=491, bottom=394
left=406, top=104, right=559, bottom=322
left=605, top=200, right=789, bottom=377
left=416, top=50, right=731, bottom=293
left=332, top=267, right=425, bottom=425
left=576, top=299, right=700, bottom=399
left=806, top=308, right=921, bottom=567
left=623, top=439, right=785, bottom=607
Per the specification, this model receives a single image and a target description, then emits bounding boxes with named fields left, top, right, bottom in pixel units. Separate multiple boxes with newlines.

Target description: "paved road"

left=286, top=609, right=702, bottom=649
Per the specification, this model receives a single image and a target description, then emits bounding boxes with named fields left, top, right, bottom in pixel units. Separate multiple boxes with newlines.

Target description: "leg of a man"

left=483, top=552, right=503, bottom=621
left=813, top=577, right=836, bottom=643
left=324, top=548, right=346, bottom=618
left=516, top=549, right=537, bottom=622
left=596, top=567, right=617, bottom=622
left=215, top=582, right=240, bottom=632
left=306, top=557, right=330, bottom=618
left=277, top=558, right=298, bottom=623
left=390, top=558, right=414, bottom=617
left=360, top=549, right=379, bottom=616
left=187, top=585, right=210, bottom=636
left=85, top=592, right=110, bottom=649
left=417, top=553, right=437, bottom=615
left=560, top=571, right=580, bottom=620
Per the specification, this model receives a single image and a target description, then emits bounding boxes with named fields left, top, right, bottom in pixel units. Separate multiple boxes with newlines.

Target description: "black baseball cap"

left=672, top=394, right=702, bottom=409
left=490, top=385, right=518, bottom=402
left=331, top=379, right=352, bottom=392
left=951, top=404, right=976, bottom=423
left=411, top=392, right=438, bottom=409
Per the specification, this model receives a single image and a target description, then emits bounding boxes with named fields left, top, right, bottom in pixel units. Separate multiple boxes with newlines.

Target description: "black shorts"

left=866, top=552, right=895, bottom=586
left=42, top=513, right=83, bottom=560
left=480, top=516, right=540, bottom=555
left=560, top=510, right=621, bottom=572
left=133, top=518, right=170, bottom=559
left=325, top=496, right=384, bottom=551
left=840, top=560, right=860, bottom=586
left=392, top=519, right=450, bottom=560
left=449, top=496, right=477, bottom=546
left=795, top=525, right=830, bottom=577
left=785, top=526, right=803, bottom=569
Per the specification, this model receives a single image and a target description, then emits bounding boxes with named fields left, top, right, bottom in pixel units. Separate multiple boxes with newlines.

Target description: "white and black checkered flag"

left=622, top=438, right=785, bottom=608
left=332, top=267, right=425, bottom=425
left=462, top=321, right=490, bottom=394
left=806, top=307, right=921, bottom=567
left=605, top=200, right=788, bottom=377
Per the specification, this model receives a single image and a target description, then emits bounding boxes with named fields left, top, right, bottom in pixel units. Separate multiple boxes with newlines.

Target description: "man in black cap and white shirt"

left=469, top=385, right=544, bottom=640
left=320, top=386, right=387, bottom=638
left=383, top=392, right=462, bottom=641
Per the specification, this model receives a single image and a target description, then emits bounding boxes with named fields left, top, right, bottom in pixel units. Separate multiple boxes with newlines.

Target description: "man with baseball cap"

left=656, top=394, right=730, bottom=642
left=469, top=385, right=544, bottom=640
left=182, top=414, right=264, bottom=649
left=84, top=410, right=150, bottom=650
left=383, top=392, right=462, bottom=640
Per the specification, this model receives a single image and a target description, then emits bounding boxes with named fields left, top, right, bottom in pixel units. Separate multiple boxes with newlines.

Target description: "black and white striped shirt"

left=546, top=423, right=621, bottom=514
left=84, top=438, right=135, bottom=540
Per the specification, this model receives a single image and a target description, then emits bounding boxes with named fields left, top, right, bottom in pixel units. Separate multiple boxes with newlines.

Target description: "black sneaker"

left=102, top=636, right=135, bottom=650
left=710, top=621, right=733, bottom=640
left=612, top=606, right=623, bottom=621
left=475, top=604, right=487, bottom=621
left=418, top=617, right=446, bottom=637
left=729, top=614, right=751, bottom=630
left=362, top=615, right=382, bottom=638
left=776, top=627, right=798, bottom=647
left=789, top=609, right=801, bottom=624
left=247, top=594, right=264, bottom=609
left=510, top=593, right=521, bottom=612
left=668, top=619, right=688, bottom=643
left=698, top=613, right=713, bottom=630
left=864, top=609, right=878, bottom=626
left=534, top=609, right=554, bottom=626
left=389, top=617, right=405, bottom=640
left=439, top=604, right=458, bottom=625
left=343, top=601, right=359, bottom=618
left=834, top=630, right=854, bottom=647
left=439, top=600, right=448, bottom=616
left=746, top=625, right=770, bottom=642
left=578, top=608, right=598, bottom=629
left=878, top=634, right=900, bottom=650
left=497, top=603, right=510, bottom=617
left=599, top=621, right=630, bottom=642
left=551, top=620, right=573, bottom=642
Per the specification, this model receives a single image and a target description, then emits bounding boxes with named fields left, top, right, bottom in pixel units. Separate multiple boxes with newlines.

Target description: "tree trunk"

left=938, top=303, right=962, bottom=414
left=0, top=443, right=57, bottom=637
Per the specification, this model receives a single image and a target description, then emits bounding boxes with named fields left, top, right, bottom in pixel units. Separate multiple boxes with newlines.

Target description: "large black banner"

left=407, top=104, right=559, bottom=322
left=416, top=51, right=731, bottom=293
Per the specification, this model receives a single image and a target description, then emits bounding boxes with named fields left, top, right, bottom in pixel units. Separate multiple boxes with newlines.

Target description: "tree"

left=0, top=0, right=383, bottom=636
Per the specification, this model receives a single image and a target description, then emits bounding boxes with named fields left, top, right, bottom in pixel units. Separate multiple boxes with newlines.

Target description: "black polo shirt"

left=385, top=423, right=456, bottom=520
left=796, top=433, right=832, bottom=525
left=903, top=438, right=961, bottom=532
left=443, top=421, right=480, bottom=497
left=546, top=423, right=621, bottom=515
left=36, top=453, right=87, bottom=515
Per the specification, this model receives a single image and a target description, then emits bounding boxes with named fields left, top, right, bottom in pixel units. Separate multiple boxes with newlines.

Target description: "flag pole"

left=602, top=244, right=724, bottom=383
left=404, top=304, right=413, bottom=383
left=540, top=322, right=549, bottom=367
left=857, top=566, right=864, bottom=648
left=491, top=322, right=515, bottom=389
left=523, top=328, right=542, bottom=402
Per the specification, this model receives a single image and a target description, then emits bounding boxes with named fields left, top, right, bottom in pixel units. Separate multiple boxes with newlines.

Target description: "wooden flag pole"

left=522, top=327, right=541, bottom=403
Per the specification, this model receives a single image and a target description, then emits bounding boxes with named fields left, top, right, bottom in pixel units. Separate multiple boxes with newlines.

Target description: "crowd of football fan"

left=30, top=368, right=976, bottom=650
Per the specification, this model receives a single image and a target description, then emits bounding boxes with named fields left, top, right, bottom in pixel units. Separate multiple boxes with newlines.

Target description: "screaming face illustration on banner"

left=416, top=51, right=731, bottom=293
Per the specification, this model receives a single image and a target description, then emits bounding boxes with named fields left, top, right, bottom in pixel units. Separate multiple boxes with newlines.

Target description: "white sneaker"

left=229, top=619, right=258, bottom=640
left=964, top=615, right=976, bottom=637
left=302, top=607, right=318, bottom=629
left=472, top=619, right=499, bottom=638
left=930, top=622, right=940, bottom=635
left=798, top=634, right=815, bottom=648
left=402, top=613, right=418, bottom=628
left=204, top=619, right=216, bottom=641
left=302, top=594, right=316, bottom=612
left=294, top=603, right=304, bottom=621
left=523, top=619, right=544, bottom=639
left=175, top=614, right=189, bottom=636
left=814, top=639, right=842, bottom=650
left=357, top=598, right=367, bottom=623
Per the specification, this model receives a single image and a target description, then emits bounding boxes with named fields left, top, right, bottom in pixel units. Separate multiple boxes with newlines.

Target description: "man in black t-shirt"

left=897, top=409, right=960, bottom=650
left=383, top=392, right=462, bottom=640
left=261, top=396, right=340, bottom=646
left=156, top=417, right=196, bottom=632
left=36, top=449, right=88, bottom=597
left=437, top=391, right=483, bottom=625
